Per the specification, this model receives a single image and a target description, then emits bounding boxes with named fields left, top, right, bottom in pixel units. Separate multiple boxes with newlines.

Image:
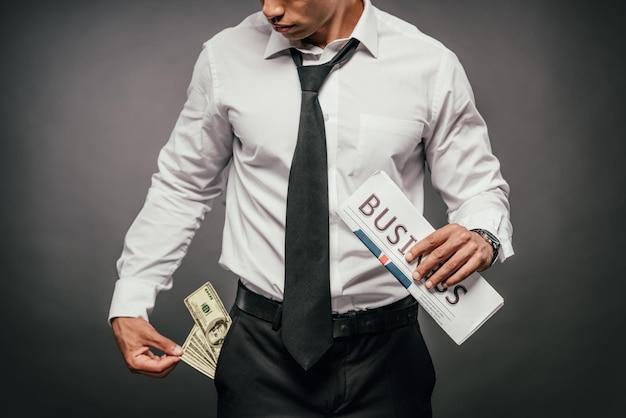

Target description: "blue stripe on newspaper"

left=353, top=229, right=412, bottom=289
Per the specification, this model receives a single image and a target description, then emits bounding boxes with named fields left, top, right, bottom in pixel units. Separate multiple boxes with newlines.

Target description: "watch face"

left=481, top=229, right=501, bottom=248
left=471, top=228, right=500, bottom=266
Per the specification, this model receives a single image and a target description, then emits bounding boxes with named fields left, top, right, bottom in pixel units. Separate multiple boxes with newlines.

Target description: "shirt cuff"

left=496, top=236, right=514, bottom=263
left=107, top=278, right=161, bottom=325
left=451, top=210, right=515, bottom=264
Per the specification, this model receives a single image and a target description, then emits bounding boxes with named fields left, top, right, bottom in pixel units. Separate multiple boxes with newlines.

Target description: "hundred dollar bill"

left=184, top=282, right=231, bottom=359
left=181, top=351, right=212, bottom=378
left=191, top=331, right=216, bottom=367
left=182, top=347, right=212, bottom=374
left=181, top=327, right=215, bottom=378
left=191, top=329, right=216, bottom=363
left=187, top=339, right=213, bottom=369
left=181, top=353, right=214, bottom=379
left=182, top=326, right=212, bottom=367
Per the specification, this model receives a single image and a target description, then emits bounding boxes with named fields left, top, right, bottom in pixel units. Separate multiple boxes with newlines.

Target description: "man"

left=109, top=0, right=514, bottom=416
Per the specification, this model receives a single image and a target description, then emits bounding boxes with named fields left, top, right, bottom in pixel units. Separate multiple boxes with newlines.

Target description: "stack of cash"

left=180, top=282, right=232, bottom=379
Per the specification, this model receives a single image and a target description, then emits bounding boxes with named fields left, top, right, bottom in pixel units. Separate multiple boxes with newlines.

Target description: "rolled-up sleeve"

left=424, top=49, right=514, bottom=263
left=108, top=40, right=234, bottom=322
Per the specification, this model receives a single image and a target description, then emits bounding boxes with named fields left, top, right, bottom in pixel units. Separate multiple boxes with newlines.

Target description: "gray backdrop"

left=3, top=0, right=624, bottom=417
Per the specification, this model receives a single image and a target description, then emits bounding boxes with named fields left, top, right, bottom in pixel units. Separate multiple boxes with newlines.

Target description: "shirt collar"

left=263, top=0, right=379, bottom=60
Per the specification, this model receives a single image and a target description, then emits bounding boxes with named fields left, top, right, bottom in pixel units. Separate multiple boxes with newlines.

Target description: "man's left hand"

left=404, top=223, right=493, bottom=289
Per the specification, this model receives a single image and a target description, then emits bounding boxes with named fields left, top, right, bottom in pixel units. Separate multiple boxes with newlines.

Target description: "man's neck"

left=303, top=0, right=364, bottom=48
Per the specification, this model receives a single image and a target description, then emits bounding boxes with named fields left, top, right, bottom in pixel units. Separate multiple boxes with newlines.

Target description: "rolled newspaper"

left=338, top=170, right=504, bottom=344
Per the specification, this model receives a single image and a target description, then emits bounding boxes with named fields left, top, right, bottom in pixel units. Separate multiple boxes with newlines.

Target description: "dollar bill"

left=182, top=347, right=212, bottom=372
left=190, top=329, right=216, bottom=367
left=184, top=282, right=232, bottom=359
left=187, top=339, right=214, bottom=368
left=181, top=326, right=215, bottom=378
left=190, top=325, right=215, bottom=360
left=181, top=353, right=214, bottom=379
left=182, top=326, right=212, bottom=367
left=181, top=281, right=232, bottom=379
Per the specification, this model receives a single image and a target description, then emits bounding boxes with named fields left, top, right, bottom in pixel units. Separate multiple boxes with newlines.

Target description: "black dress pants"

left=214, top=285, right=436, bottom=417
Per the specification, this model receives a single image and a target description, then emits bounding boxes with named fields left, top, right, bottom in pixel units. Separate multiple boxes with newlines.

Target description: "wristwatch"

left=470, top=228, right=501, bottom=267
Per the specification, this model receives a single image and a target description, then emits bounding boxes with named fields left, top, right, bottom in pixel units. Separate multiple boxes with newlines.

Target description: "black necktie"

left=282, top=38, right=361, bottom=371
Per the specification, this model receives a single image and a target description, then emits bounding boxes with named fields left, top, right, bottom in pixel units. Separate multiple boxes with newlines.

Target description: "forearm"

left=108, top=170, right=226, bottom=323
left=424, top=50, right=514, bottom=264
left=108, top=40, right=234, bottom=323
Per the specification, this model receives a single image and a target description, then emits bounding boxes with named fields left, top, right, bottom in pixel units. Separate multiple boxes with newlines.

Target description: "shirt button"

left=323, top=113, right=330, bottom=121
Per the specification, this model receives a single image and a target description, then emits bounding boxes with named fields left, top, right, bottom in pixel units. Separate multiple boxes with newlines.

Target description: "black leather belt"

left=234, top=280, right=419, bottom=338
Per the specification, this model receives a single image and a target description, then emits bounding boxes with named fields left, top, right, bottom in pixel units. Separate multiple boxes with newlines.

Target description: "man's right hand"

left=111, top=316, right=183, bottom=378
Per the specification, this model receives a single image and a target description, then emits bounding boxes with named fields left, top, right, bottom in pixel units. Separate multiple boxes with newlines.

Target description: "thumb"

left=147, top=329, right=183, bottom=356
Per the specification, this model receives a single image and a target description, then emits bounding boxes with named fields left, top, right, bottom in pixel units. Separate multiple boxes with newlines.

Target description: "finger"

left=404, top=226, right=453, bottom=262
left=422, top=260, right=442, bottom=281
left=423, top=245, right=474, bottom=289
left=146, top=330, right=183, bottom=357
left=137, top=361, right=179, bottom=378
left=443, top=254, right=484, bottom=287
left=131, top=352, right=181, bottom=374
left=412, top=238, right=465, bottom=282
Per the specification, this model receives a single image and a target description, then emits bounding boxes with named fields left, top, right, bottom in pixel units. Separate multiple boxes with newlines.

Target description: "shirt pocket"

left=355, top=113, right=424, bottom=177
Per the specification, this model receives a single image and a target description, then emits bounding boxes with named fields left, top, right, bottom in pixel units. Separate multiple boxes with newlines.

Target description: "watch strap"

left=470, top=228, right=500, bottom=267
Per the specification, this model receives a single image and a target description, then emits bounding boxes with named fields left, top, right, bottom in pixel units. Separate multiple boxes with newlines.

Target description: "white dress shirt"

left=108, top=0, right=514, bottom=322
